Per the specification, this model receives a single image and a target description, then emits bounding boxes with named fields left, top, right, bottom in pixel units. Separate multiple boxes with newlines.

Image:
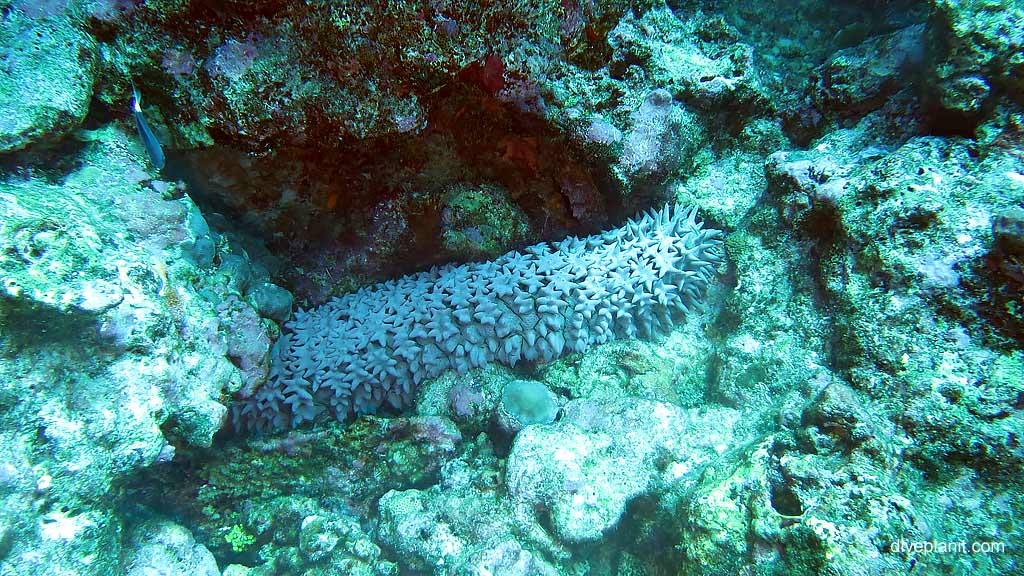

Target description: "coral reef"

left=0, top=0, right=1022, bottom=574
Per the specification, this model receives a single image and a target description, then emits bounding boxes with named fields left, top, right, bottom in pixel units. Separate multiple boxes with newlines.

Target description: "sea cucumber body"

left=235, top=204, right=723, bottom=430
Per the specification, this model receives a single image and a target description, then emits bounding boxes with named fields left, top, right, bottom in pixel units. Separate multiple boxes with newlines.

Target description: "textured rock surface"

left=0, top=126, right=269, bottom=576
left=121, top=518, right=220, bottom=576
left=376, top=441, right=565, bottom=575
left=235, top=205, right=723, bottom=430
left=438, top=184, right=531, bottom=262
left=813, top=24, right=928, bottom=116
left=506, top=398, right=742, bottom=542
left=136, top=417, right=455, bottom=575
left=930, top=0, right=1024, bottom=114
left=0, top=12, right=96, bottom=152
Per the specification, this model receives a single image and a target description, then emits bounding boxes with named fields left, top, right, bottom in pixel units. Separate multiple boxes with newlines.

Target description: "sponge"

left=233, top=204, right=723, bottom=430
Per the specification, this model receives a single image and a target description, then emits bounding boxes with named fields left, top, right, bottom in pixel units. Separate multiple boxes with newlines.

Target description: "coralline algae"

left=235, top=204, right=723, bottom=430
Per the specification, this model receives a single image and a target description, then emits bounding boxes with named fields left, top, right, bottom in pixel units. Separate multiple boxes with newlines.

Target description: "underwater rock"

left=216, top=295, right=272, bottom=398
left=798, top=380, right=877, bottom=453
left=376, top=440, right=565, bottom=574
left=250, top=281, right=294, bottom=323
left=376, top=490, right=469, bottom=572
left=666, top=434, right=925, bottom=575
left=108, top=0, right=570, bottom=149
left=295, top=514, right=390, bottom=570
left=759, top=113, right=1024, bottom=488
left=121, top=518, right=220, bottom=576
left=218, top=496, right=397, bottom=569
left=234, top=204, right=723, bottom=430
left=415, top=362, right=507, bottom=422
left=438, top=183, right=530, bottom=262
left=701, top=223, right=831, bottom=410
left=447, top=379, right=489, bottom=422
left=297, top=515, right=341, bottom=562
left=0, top=127, right=267, bottom=576
left=619, top=89, right=688, bottom=182
left=464, top=541, right=561, bottom=576
left=607, top=5, right=766, bottom=112
left=506, top=398, right=742, bottom=543
left=183, top=235, right=216, bottom=268
left=765, top=145, right=866, bottom=224
left=217, top=254, right=255, bottom=295
left=412, top=364, right=516, bottom=434
left=993, top=206, right=1024, bottom=256
left=822, top=133, right=1020, bottom=351
left=671, top=119, right=789, bottom=231
left=668, top=438, right=780, bottom=574
left=900, top=351, right=1024, bottom=480
left=0, top=12, right=96, bottom=152
left=930, top=0, right=1024, bottom=114
left=813, top=24, right=928, bottom=118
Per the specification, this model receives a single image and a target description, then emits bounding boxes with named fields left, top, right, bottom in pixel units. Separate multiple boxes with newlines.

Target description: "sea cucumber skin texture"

left=234, top=204, right=723, bottom=430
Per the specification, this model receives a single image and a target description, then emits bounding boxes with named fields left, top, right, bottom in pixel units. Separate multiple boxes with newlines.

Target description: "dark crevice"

left=173, top=81, right=620, bottom=306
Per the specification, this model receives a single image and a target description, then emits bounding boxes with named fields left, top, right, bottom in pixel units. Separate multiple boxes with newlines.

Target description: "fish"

left=130, top=80, right=166, bottom=171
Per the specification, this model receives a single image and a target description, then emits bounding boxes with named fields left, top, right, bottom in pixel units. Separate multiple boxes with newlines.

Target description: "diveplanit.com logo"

left=889, top=538, right=1007, bottom=555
